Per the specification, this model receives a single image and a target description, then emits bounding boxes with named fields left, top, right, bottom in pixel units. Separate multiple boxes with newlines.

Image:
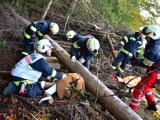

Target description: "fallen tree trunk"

left=5, top=4, right=142, bottom=120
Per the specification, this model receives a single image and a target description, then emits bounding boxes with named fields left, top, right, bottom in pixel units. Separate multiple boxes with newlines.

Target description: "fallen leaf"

left=3, top=98, right=8, bottom=102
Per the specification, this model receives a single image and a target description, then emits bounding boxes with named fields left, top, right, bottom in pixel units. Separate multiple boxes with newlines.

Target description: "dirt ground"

left=0, top=36, right=156, bottom=120
left=0, top=4, right=158, bottom=120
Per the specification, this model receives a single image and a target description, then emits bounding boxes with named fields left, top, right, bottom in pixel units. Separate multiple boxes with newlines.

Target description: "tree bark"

left=41, top=0, right=53, bottom=20
left=64, top=0, right=78, bottom=31
left=106, top=34, right=117, bottom=59
left=5, top=4, right=142, bottom=120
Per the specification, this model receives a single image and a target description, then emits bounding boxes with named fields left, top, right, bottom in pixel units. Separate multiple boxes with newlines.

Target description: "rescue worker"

left=157, top=71, right=160, bottom=84
left=66, top=30, right=94, bottom=43
left=70, top=37, right=100, bottom=69
left=129, top=25, right=160, bottom=111
left=110, top=27, right=144, bottom=78
left=3, top=39, right=66, bottom=98
left=21, top=21, right=59, bottom=58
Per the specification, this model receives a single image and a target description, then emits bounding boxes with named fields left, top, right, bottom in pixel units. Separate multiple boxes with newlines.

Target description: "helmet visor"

left=88, top=47, right=98, bottom=54
left=141, top=27, right=151, bottom=36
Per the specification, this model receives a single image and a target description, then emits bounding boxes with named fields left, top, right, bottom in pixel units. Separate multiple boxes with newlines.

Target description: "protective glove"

left=130, top=59, right=137, bottom=66
left=47, top=76, right=51, bottom=81
left=71, top=56, right=76, bottom=62
left=62, top=74, right=67, bottom=79
left=32, top=33, right=36, bottom=38
left=39, top=81, right=45, bottom=89
left=79, top=58, right=85, bottom=64
left=114, top=45, right=122, bottom=51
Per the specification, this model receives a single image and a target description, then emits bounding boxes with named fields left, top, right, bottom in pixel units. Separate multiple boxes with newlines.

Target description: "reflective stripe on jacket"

left=11, top=52, right=44, bottom=82
left=70, top=37, right=94, bottom=58
left=13, top=80, right=34, bottom=86
left=142, top=40, right=160, bottom=68
left=24, top=21, right=50, bottom=39
left=119, top=34, right=143, bottom=55
left=11, top=52, right=60, bottom=83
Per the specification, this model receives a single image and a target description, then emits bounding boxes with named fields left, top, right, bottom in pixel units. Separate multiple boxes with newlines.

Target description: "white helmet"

left=36, top=39, right=53, bottom=53
left=86, top=38, right=100, bottom=54
left=142, top=25, right=160, bottom=40
left=66, top=30, right=76, bottom=40
left=50, top=22, right=59, bottom=35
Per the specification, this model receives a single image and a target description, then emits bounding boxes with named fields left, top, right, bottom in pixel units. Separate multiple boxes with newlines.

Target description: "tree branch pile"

left=0, top=4, right=142, bottom=120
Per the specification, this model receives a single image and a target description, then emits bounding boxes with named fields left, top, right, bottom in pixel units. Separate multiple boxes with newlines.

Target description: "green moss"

left=0, top=40, right=10, bottom=52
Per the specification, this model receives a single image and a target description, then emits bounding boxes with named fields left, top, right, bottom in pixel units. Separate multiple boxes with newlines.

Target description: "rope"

left=107, top=50, right=118, bottom=83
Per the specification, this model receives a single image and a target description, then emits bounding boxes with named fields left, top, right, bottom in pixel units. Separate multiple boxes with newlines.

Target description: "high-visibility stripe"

left=118, top=66, right=124, bottom=72
left=13, top=80, right=34, bottom=86
left=73, top=42, right=80, bottom=49
left=27, top=65, right=33, bottom=70
left=157, top=73, right=160, bottom=79
left=138, top=45, right=142, bottom=49
left=131, top=97, right=141, bottom=102
left=130, top=37, right=136, bottom=41
left=120, top=41, right=124, bottom=46
left=143, top=58, right=153, bottom=66
left=124, top=36, right=128, bottom=43
left=121, top=48, right=133, bottom=57
left=30, top=25, right=37, bottom=32
left=146, top=91, right=152, bottom=96
left=22, top=51, right=29, bottom=56
left=24, top=31, right=31, bottom=39
left=110, top=64, right=116, bottom=70
left=37, top=31, right=43, bottom=36
left=136, top=50, right=140, bottom=53
left=50, top=69, right=57, bottom=77
left=130, top=101, right=140, bottom=106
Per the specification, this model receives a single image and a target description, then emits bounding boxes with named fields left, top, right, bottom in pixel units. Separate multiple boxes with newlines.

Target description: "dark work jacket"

left=143, top=39, right=160, bottom=68
left=120, top=34, right=143, bottom=54
left=25, top=21, right=51, bottom=39
left=71, top=34, right=94, bottom=43
left=12, top=52, right=62, bottom=81
left=70, top=37, right=94, bottom=62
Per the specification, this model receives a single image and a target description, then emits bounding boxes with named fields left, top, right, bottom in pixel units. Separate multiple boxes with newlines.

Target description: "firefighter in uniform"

left=3, top=39, right=66, bottom=98
left=110, top=27, right=144, bottom=77
left=21, top=21, right=59, bottom=58
left=70, top=37, right=100, bottom=69
left=129, top=25, right=160, bottom=111
left=66, top=30, right=94, bottom=43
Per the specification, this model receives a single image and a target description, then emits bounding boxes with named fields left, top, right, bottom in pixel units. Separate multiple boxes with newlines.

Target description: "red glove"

left=32, top=34, right=36, bottom=38
left=131, top=60, right=137, bottom=66
left=115, top=45, right=122, bottom=51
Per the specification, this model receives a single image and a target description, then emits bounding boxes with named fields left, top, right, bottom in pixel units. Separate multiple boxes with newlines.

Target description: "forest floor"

left=0, top=38, right=159, bottom=120
left=0, top=4, right=160, bottom=120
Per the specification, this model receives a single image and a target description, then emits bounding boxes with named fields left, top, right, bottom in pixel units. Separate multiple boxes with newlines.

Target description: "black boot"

left=116, top=72, right=122, bottom=78
left=146, top=103, right=157, bottom=111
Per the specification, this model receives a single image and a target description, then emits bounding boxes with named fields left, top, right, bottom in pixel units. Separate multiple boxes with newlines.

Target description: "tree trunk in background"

left=106, top=34, right=117, bottom=59
left=5, top=4, right=142, bottom=120
left=41, top=0, right=53, bottom=20
left=68, top=0, right=78, bottom=13
left=64, top=0, right=78, bottom=31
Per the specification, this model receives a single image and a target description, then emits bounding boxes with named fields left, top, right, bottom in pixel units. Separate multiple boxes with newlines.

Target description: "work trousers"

left=112, top=51, right=131, bottom=71
left=129, top=68, right=158, bottom=111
